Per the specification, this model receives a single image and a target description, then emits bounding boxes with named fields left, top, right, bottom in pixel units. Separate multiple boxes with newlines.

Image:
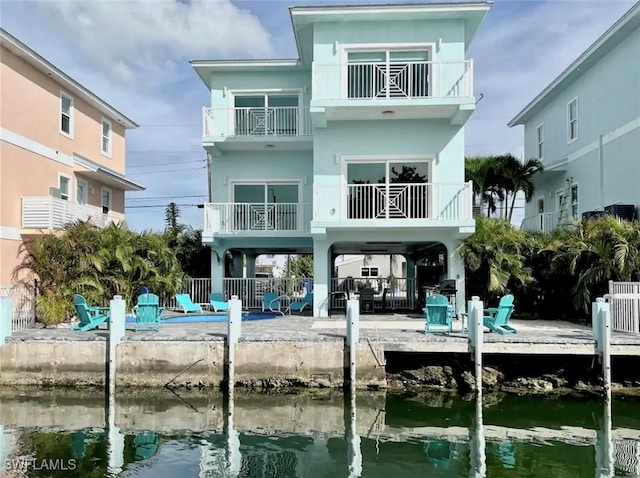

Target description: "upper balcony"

left=311, top=60, right=475, bottom=125
left=312, top=182, right=474, bottom=232
left=203, top=202, right=312, bottom=240
left=202, top=106, right=313, bottom=152
left=21, top=196, right=122, bottom=231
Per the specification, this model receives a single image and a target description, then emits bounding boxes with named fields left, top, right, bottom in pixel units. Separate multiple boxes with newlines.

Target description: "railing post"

left=227, top=295, right=242, bottom=392
left=346, top=298, right=360, bottom=390
left=468, top=296, right=484, bottom=397
left=0, top=296, right=12, bottom=346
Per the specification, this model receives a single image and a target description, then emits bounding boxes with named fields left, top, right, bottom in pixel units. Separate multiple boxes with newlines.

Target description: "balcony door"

left=232, top=182, right=300, bottom=230
left=345, top=159, right=430, bottom=219
left=233, top=94, right=300, bottom=136
left=346, top=49, right=431, bottom=99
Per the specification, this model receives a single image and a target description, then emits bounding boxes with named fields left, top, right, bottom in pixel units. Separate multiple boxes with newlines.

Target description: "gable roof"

left=508, top=1, right=640, bottom=127
left=0, top=28, right=138, bottom=129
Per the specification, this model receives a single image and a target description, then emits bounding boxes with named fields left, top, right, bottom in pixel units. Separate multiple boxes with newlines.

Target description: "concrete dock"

left=1, top=313, right=640, bottom=388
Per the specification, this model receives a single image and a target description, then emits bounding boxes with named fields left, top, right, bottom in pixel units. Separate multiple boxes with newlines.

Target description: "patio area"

left=8, top=313, right=640, bottom=356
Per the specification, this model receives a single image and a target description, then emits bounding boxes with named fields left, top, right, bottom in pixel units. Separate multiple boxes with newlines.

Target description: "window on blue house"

left=234, top=94, right=299, bottom=136
left=346, top=49, right=431, bottom=99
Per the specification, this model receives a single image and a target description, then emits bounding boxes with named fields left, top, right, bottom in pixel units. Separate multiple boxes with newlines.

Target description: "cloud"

left=32, top=0, right=274, bottom=84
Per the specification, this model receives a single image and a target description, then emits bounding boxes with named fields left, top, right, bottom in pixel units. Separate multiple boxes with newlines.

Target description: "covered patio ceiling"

left=331, top=241, right=446, bottom=256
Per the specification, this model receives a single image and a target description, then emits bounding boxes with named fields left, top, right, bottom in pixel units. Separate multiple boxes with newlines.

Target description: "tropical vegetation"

left=13, top=221, right=185, bottom=326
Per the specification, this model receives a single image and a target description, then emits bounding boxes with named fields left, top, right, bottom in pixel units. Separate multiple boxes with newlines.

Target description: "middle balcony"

left=202, top=104, right=313, bottom=152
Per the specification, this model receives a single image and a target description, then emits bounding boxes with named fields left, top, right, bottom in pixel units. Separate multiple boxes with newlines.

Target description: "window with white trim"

left=346, top=49, right=431, bottom=99
left=102, top=119, right=112, bottom=156
left=58, top=175, right=70, bottom=201
left=361, top=267, right=379, bottom=277
left=536, top=123, right=544, bottom=159
left=101, top=188, right=112, bottom=214
left=60, top=93, right=73, bottom=136
left=568, top=98, right=578, bottom=141
left=76, top=179, right=88, bottom=205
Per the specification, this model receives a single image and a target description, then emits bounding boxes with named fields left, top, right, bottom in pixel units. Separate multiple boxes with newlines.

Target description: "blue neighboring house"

left=191, top=2, right=492, bottom=317
left=510, top=2, right=640, bottom=234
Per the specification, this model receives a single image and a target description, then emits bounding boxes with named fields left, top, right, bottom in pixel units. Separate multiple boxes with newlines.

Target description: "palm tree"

left=496, top=154, right=544, bottom=221
left=465, top=156, right=503, bottom=217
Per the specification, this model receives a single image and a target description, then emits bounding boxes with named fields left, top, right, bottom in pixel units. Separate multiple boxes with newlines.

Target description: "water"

left=1, top=389, right=639, bottom=477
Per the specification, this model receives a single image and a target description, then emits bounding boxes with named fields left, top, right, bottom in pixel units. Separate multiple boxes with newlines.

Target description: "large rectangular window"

left=233, top=94, right=299, bottom=136
left=58, top=174, right=70, bottom=201
left=346, top=49, right=431, bottom=99
left=101, top=188, right=112, bottom=214
left=60, top=92, right=73, bottom=136
left=232, top=182, right=300, bottom=231
left=346, top=159, right=430, bottom=219
left=568, top=98, right=578, bottom=142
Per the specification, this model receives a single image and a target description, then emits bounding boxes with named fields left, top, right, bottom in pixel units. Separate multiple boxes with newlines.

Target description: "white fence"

left=521, top=213, right=557, bottom=234
left=608, top=281, right=640, bottom=333
left=161, top=278, right=212, bottom=309
left=0, top=284, right=36, bottom=331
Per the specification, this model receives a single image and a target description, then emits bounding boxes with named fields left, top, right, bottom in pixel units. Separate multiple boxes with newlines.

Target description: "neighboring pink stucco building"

left=0, top=28, right=144, bottom=285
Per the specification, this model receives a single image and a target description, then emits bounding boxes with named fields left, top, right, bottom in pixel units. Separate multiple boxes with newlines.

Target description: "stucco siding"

left=0, top=44, right=127, bottom=174
left=210, top=150, right=313, bottom=204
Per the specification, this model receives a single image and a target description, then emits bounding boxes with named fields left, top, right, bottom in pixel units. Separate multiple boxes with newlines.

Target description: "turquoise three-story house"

left=511, top=1, right=640, bottom=233
left=191, top=1, right=492, bottom=317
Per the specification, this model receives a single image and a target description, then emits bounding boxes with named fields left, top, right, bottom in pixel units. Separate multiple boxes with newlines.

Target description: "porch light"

left=382, top=110, right=394, bottom=115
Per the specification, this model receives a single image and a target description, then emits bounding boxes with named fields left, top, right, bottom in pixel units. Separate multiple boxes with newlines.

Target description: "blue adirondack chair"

left=484, top=294, right=516, bottom=334
left=262, top=292, right=282, bottom=314
left=133, top=293, right=163, bottom=331
left=287, top=292, right=313, bottom=314
left=175, top=293, right=202, bottom=314
left=423, top=294, right=453, bottom=333
left=71, top=294, right=110, bottom=332
left=134, top=431, right=159, bottom=459
left=209, top=292, right=229, bottom=312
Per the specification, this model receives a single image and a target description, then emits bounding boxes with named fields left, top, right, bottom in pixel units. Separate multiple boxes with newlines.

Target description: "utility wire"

left=125, top=203, right=201, bottom=209
left=127, top=159, right=205, bottom=169
left=126, top=194, right=207, bottom=201
left=127, top=166, right=206, bottom=176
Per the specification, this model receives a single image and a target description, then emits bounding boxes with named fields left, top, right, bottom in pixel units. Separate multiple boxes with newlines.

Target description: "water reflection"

left=0, top=389, right=639, bottom=477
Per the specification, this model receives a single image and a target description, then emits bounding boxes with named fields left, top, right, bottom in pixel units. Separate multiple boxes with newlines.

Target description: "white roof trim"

left=508, top=2, right=640, bottom=127
left=0, top=28, right=138, bottom=129
left=190, top=59, right=302, bottom=69
left=290, top=2, right=493, bottom=16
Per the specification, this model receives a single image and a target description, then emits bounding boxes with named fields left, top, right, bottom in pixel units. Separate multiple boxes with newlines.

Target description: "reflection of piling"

left=595, top=397, right=614, bottom=478
left=467, top=296, right=484, bottom=396
left=469, top=395, right=486, bottom=478
left=593, top=298, right=612, bottom=397
left=344, top=390, right=362, bottom=478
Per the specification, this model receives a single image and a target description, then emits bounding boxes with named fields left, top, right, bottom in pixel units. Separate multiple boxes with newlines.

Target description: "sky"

left=0, top=0, right=636, bottom=231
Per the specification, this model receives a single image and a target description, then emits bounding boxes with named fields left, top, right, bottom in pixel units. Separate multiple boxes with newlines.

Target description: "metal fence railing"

left=608, top=281, right=640, bottom=333
left=0, top=284, right=36, bottom=331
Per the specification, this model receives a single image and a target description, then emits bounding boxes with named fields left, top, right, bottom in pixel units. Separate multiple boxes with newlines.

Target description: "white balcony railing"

left=21, top=196, right=116, bottom=230
left=313, top=60, right=473, bottom=100
left=313, top=182, right=473, bottom=222
left=204, top=202, right=312, bottom=234
left=202, top=107, right=312, bottom=138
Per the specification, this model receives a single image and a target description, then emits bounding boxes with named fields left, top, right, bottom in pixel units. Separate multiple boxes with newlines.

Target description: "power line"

left=137, top=124, right=200, bottom=128
left=127, top=159, right=205, bottom=169
left=126, top=194, right=207, bottom=201
left=127, top=166, right=206, bottom=176
left=125, top=203, right=201, bottom=209
left=127, top=150, right=204, bottom=154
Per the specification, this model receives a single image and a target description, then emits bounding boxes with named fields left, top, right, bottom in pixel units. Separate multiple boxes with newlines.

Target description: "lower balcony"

left=313, top=182, right=474, bottom=229
left=204, top=202, right=312, bottom=236
left=21, top=196, right=120, bottom=230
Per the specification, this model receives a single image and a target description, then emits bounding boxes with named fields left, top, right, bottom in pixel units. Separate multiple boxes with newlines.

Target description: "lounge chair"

left=484, top=294, right=516, bottom=334
left=175, top=293, right=202, bottom=314
left=287, top=292, right=313, bottom=315
left=133, top=293, right=163, bottom=332
left=71, top=294, right=110, bottom=332
left=262, top=292, right=282, bottom=314
left=423, top=294, right=453, bottom=334
left=358, top=287, right=375, bottom=314
left=209, top=292, right=229, bottom=312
